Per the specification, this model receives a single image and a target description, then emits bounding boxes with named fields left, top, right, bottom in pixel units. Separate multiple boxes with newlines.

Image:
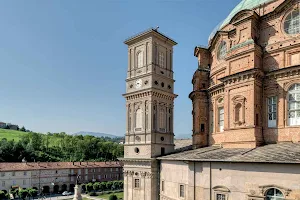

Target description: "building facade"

left=0, top=162, right=122, bottom=193
left=122, top=0, right=300, bottom=199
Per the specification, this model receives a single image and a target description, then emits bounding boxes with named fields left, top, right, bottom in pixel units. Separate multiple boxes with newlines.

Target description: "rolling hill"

left=73, top=131, right=120, bottom=138
left=0, top=129, right=27, bottom=141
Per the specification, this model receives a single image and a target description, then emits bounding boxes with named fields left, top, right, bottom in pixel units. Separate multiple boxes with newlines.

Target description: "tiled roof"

left=158, top=142, right=300, bottom=164
left=174, top=139, right=193, bottom=152
left=0, top=162, right=122, bottom=172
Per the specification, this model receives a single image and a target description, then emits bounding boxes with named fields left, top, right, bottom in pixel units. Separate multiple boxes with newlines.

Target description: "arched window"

left=265, top=188, right=284, bottom=200
left=235, top=103, right=241, bottom=123
left=137, top=51, right=143, bottom=68
left=218, top=41, right=227, bottom=60
left=159, top=52, right=165, bottom=68
left=135, top=108, right=142, bottom=129
left=218, top=107, right=224, bottom=132
left=159, top=108, right=166, bottom=131
left=288, top=83, right=300, bottom=126
left=284, top=9, right=300, bottom=35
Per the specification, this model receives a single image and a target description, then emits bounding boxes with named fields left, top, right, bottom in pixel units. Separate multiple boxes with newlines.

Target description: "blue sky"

left=1, top=0, right=240, bottom=136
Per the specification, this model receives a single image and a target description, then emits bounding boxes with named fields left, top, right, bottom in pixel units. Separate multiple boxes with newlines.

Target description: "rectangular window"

left=23, top=180, right=26, bottom=185
left=1, top=172, right=4, bottom=177
left=210, top=110, right=214, bottom=134
left=134, top=179, right=140, bottom=188
left=110, top=168, right=113, bottom=172
left=2, top=181, right=5, bottom=187
left=219, top=107, right=224, bottom=132
left=85, top=169, right=88, bottom=174
left=85, top=175, right=88, bottom=181
left=71, top=169, right=74, bottom=174
left=116, top=168, right=119, bottom=172
left=216, top=194, right=226, bottom=200
left=98, top=175, right=101, bottom=179
left=161, top=147, right=165, bottom=156
left=24, top=171, right=27, bottom=176
left=200, top=124, right=205, bottom=132
left=78, top=169, right=81, bottom=175
left=161, top=181, right=164, bottom=192
left=179, top=184, right=184, bottom=197
left=12, top=172, right=15, bottom=176
left=268, top=96, right=277, bottom=127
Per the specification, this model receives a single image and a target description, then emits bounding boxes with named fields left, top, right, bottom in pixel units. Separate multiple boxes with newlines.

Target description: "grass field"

left=97, top=192, right=123, bottom=199
left=0, top=129, right=27, bottom=141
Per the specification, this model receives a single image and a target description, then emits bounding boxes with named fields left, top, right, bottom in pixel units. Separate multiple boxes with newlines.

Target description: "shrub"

left=18, top=189, right=28, bottom=200
left=88, top=192, right=97, bottom=196
left=86, top=183, right=93, bottom=192
left=109, top=194, right=118, bottom=200
left=0, top=191, right=6, bottom=199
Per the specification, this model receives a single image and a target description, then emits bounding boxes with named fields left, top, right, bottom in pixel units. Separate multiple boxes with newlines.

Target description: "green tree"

left=0, top=190, right=6, bottom=200
left=86, top=183, right=93, bottom=192
left=100, top=182, right=106, bottom=191
left=20, top=126, right=26, bottom=132
left=106, top=182, right=113, bottom=191
left=18, top=189, right=28, bottom=200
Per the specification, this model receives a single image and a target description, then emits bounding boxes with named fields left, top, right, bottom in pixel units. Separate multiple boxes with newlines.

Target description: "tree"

left=100, top=182, right=106, bottom=191
left=109, top=194, right=118, bottom=200
left=93, top=182, right=100, bottom=191
left=20, top=126, right=26, bottom=132
left=106, top=182, right=113, bottom=191
left=27, top=188, right=38, bottom=199
left=0, top=190, right=6, bottom=200
left=86, top=183, right=93, bottom=193
left=18, top=189, right=28, bottom=200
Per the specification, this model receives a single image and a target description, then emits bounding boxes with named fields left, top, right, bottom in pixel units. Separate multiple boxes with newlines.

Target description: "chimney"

left=80, top=162, right=81, bottom=165
left=72, top=161, right=74, bottom=165
left=86, top=161, right=88, bottom=165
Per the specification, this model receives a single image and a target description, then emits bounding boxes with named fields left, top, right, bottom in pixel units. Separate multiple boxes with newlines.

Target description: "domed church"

left=120, top=0, right=300, bottom=199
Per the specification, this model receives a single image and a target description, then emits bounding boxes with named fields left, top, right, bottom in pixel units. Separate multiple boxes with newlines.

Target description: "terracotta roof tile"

left=0, top=162, right=122, bottom=172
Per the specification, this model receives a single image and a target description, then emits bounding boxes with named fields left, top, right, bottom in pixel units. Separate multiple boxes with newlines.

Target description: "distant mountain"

left=73, top=131, right=120, bottom=138
left=175, top=133, right=192, bottom=139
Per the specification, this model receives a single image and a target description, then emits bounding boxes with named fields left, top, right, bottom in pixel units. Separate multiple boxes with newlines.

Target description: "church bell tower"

left=121, top=28, right=177, bottom=200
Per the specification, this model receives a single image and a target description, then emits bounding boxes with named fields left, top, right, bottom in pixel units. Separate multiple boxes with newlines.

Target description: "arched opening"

left=137, top=51, right=143, bottom=68
left=42, top=186, right=50, bottom=194
left=284, top=9, right=300, bottom=35
left=288, top=83, right=300, bottom=126
left=61, top=184, right=67, bottom=192
left=135, top=108, right=142, bottom=129
left=53, top=185, right=59, bottom=193
left=265, top=188, right=284, bottom=200
left=69, top=184, right=75, bottom=192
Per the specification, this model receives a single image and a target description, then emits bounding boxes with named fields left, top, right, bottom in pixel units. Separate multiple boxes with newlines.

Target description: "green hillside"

left=0, top=129, right=27, bottom=141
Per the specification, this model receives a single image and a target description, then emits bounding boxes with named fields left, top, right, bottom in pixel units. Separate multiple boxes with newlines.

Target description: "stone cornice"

left=188, top=90, right=208, bottom=100
left=265, top=65, right=300, bottom=80
left=123, top=89, right=178, bottom=101
left=208, top=83, right=225, bottom=97
left=123, top=170, right=155, bottom=179
left=220, top=68, right=264, bottom=86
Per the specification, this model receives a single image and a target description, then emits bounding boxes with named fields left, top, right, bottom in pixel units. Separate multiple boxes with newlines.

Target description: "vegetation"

left=0, top=129, right=124, bottom=162
left=82, top=181, right=123, bottom=193
left=108, top=194, right=118, bottom=200
left=99, top=192, right=123, bottom=200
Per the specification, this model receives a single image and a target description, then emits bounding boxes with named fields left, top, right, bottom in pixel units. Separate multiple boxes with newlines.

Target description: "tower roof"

left=124, top=27, right=177, bottom=46
left=209, top=0, right=275, bottom=42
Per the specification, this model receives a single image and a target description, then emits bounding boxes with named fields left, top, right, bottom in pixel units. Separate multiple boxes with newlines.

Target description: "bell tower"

left=121, top=28, right=177, bottom=200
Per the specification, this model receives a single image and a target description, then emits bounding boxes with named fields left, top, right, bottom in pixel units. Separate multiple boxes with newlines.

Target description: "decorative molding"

left=123, top=90, right=177, bottom=101
left=220, top=69, right=264, bottom=86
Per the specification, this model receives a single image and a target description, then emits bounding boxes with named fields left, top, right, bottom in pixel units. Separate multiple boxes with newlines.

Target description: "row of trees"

left=1, top=125, right=30, bottom=132
left=0, top=132, right=124, bottom=162
left=0, top=188, right=38, bottom=200
left=82, top=180, right=123, bottom=193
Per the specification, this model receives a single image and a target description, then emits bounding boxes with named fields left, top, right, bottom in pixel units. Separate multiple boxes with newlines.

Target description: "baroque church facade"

left=120, top=0, right=300, bottom=199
